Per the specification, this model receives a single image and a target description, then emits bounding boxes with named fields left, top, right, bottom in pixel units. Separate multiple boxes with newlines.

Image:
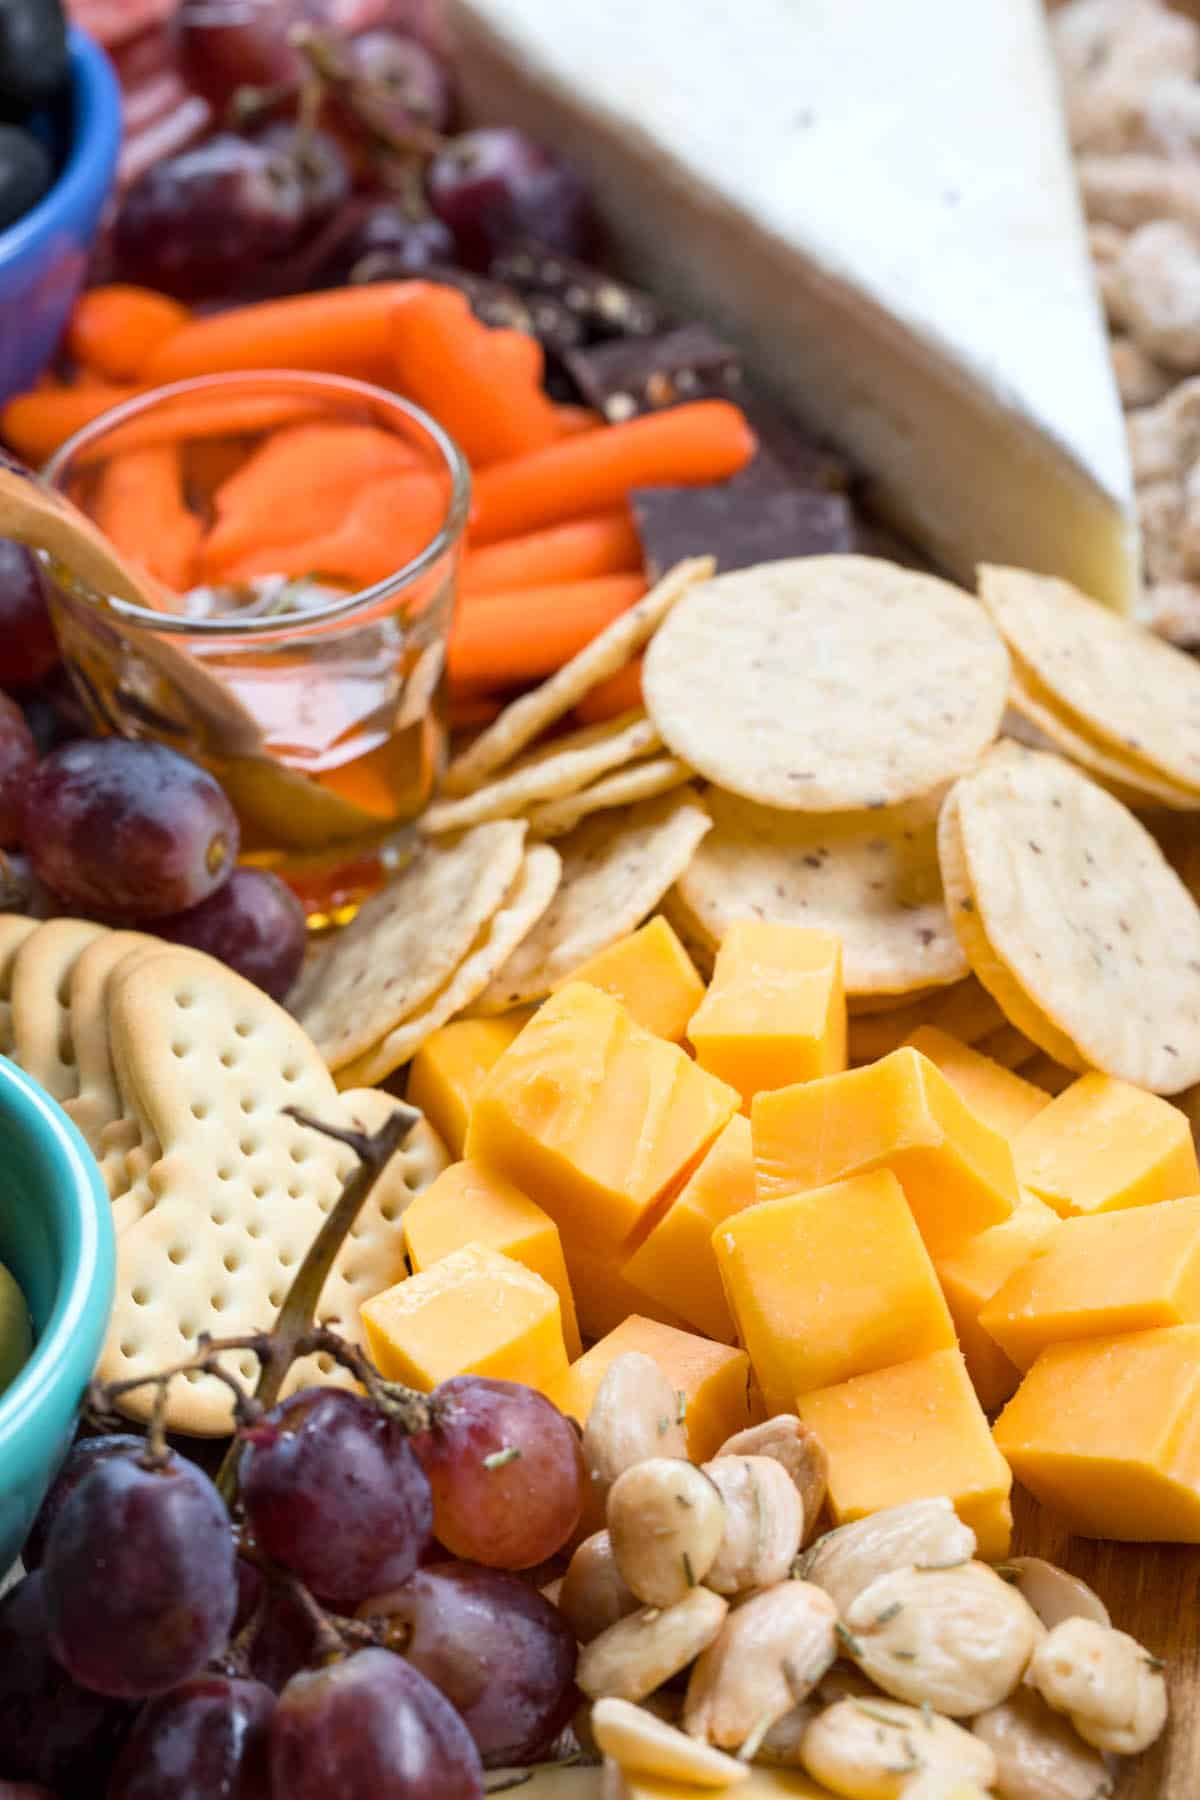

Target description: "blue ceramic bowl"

left=0, top=1056, right=115, bottom=1572
left=0, top=29, right=122, bottom=406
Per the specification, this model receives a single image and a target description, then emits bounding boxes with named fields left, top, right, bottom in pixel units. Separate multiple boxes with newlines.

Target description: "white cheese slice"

left=446, top=0, right=1140, bottom=611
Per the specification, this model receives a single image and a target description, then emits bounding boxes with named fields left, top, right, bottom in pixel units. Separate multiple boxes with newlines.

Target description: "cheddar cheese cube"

left=979, top=1194, right=1200, bottom=1371
left=1012, top=1072, right=1200, bottom=1218
left=466, top=982, right=739, bottom=1254
left=567, top=915, right=706, bottom=1042
left=905, top=1025, right=1049, bottom=1140
left=796, top=1347, right=1014, bottom=1559
left=711, top=1170, right=957, bottom=1414
left=547, top=1314, right=757, bottom=1463
left=621, top=1114, right=755, bottom=1342
left=993, top=1325, right=1200, bottom=1540
left=360, top=1243, right=568, bottom=1392
left=686, top=922, right=846, bottom=1106
left=406, top=1012, right=533, bottom=1156
left=559, top=1230, right=690, bottom=1342
left=934, top=1191, right=1060, bottom=1411
left=752, top=1047, right=1018, bottom=1256
left=403, top=1159, right=581, bottom=1358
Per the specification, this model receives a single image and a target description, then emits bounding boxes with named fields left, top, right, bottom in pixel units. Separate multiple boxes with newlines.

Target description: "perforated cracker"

left=471, top=791, right=712, bottom=1013
left=442, top=557, right=713, bottom=795
left=676, top=787, right=966, bottom=996
left=643, top=556, right=1011, bottom=811
left=525, top=756, right=692, bottom=839
left=0, top=915, right=39, bottom=1055
left=98, top=946, right=365, bottom=1434
left=333, top=845, right=563, bottom=1088
left=9, top=919, right=108, bottom=1105
left=292, top=819, right=528, bottom=1071
left=421, top=713, right=662, bottom=835
left=66, top=929, right=158, bottom=1197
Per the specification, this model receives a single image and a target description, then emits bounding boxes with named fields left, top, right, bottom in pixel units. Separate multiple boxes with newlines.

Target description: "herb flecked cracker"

left=943, top=746, right=1200, bottom=1093
left=1006, top=665, right=1197, bottom=811
left=421, top=711, right=661, bottom=835
left=676, top=787, right=966, bottom=995
left=643, top=556, right=1011, bottom=812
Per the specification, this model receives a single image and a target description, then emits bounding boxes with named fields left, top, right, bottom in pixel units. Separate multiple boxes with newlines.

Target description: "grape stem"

left=290, top=24, right=449, bottom=159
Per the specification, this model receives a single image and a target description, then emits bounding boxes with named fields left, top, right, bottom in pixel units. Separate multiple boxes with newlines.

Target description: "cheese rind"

left=447, top=0, right=1138, bottom=609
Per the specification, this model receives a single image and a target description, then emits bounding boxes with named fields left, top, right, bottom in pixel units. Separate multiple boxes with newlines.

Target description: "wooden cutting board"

left=1013, top=1488, right=1199, bottom=1796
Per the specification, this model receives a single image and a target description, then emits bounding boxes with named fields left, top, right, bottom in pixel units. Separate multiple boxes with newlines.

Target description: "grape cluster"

left=107, top=0, right=593, bottom=302
left=1, top=1372, right=586, bottom=1797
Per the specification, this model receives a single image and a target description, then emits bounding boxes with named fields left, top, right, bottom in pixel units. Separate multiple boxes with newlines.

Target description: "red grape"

left=0, top=1784, right=57, bottom=1798
left=330, top=202, right=454, bottom=283
left=254, top=120, right=351, bottom=228
left=41, top=1448, right=239, bottom=1698
left=415, top=1377, right=586, bottom=1569
left=335, top=29, right=452, bottom=141
left=151, top=866, right=307, bottom=1000
left=0, top=691, right=35, bottom=848
left=427, top=128, right=592, bottom=271
left=21, top=1432, right=148, bottom=1570
left=270, top=1649, right=483, bottom=1799
left=21, top=738, right=240, bottom=921
left=240, top=1388, right=433, bottom=1611
left=175, top=0, right=304, bottom=110
left=0, top=542, right=58, bottom=689
left=107, top=1676, right=275, bottom=1800
left=113, top=132, right=308, bottom=300
left=360, top=1562, right=577, bottom=1765
left=245, top=1574, right=319, bottom=1693
left=0, top=1572, right=133, bottom=1797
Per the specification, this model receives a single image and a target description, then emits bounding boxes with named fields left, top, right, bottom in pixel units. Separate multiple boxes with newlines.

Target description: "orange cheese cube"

left=361, top=1243, right=568, bottom=1392
left=566, top=915, right=706, bottom=1042
left=934, top=1192, right=1061, bottom=1411
left=466, top=983, right=739, bottom=1254
left=621, top=1115, right=755, bottom=1342
left=406, top=1012, right=532, bottom=1156
left=905, top=1026, right=1050, bottom=1140
left=796, top=1347, right=1014, bottom=1559
left=752, top=1046, right=1018, bottom=1256
left=547, top=1314, right=757, bottom=1462
left=403, top=1159, right=581, bottom=1358
left=558, top=1230, right=689, bottom=1342
left=711, top=1170, right=957, bottom=1414
left=979, top=1194, right=1200, bottom=1371
left=686, top=922, right=846, bottom=1107
left=1012, top=1072, right=1200, bottom=1218
left=993, top=1326, right=1200, bottom=1540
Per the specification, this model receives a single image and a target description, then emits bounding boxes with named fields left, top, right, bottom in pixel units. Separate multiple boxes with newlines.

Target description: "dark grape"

left=415, top=1377, right=586, bottom=1569
left=329, top=202, right=454, bottom=283
left=254, top=120, right=351, bottom=229
left=113, top=132, right=307, bottom=300
left=0, top=0, right=68, bottom=110
left=0, top=1572, right=132, bottom=1796
left=41, top=1448, right=238, bottom=1698
left=0, top=125, right=52, bottom=233
left=0, top=691, right=35, bottom=848
left=151, top=866, right=307, bottom=1000
left=336, top=29, right=452, bottom=141
left=0, top=541, right=58, bottom=689
left=427, top=128, right=592, bottom=271
left=0, top=1782, right=57, bottom=1798
left=21, top=737, right=240, bottom=921
left=21, top=1432, right=148, bottom=1570
left=360, top=1561, right=577, bottom=1765
left=270, top=1649, right=483, bottom=1799
left=175, top=0, right=304, bottom=111
left=240, top=1388, right=433, bottom=1611
left=107, top=1676, right=275, bottom=1800
left=0, top=849, right=56, bottom=917
left=244, top=1572, right=319, bottom=1693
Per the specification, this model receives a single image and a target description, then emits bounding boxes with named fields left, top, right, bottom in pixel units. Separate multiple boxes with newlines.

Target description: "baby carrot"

left=574, top=655, right=644, bottom=726
left=217, top=470, right=449, bottom=589
left=0, top=381, right=144, bottom=464
left=91, top=444, right=203, bottom=591
left=141, top=285, right=416, bottom=385
left=66, top=285, right=191, bottom=382
left=460, top=510, right=641, bottom=594
left=468, top=400, right=757, bottom=544
left=449, top=692, right=506, bottom=731
left=88, top=393, right=325, bottom=461
left=391, top=283, right=561, bottom=467
left=554, top=404, right=603, bottom=437
left=448, top=573, right=648, bottom=690
left=200, top=423, right=423, bottom=578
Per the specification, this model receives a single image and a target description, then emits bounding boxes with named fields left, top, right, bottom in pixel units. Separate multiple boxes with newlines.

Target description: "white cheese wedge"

left=446, top=0, right=1140, bottom=611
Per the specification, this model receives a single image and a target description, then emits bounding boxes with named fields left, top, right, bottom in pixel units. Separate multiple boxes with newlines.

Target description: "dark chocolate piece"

left=490, top=239, right=670, bottom=339
left=632, top=456, right=855, bottom=580
left=564, top=322, right=744, bottom=422
left=416, top=266, right=587, bottom=357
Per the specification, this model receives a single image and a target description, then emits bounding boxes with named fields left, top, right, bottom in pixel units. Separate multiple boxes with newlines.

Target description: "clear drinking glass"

left=43, top=371, right=470, bottom=917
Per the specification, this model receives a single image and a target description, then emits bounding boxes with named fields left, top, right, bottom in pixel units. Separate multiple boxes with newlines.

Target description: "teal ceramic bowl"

left=0, top=1055, right=114, bottom=1570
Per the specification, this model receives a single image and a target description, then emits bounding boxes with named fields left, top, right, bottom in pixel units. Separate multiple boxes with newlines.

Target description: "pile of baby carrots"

left=0, top=281, right=756, bottom=713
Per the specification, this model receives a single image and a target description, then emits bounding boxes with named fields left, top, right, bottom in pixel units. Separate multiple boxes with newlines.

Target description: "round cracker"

left=643, top=556, right=1010, bottom=811
left=1007, top=660, right=1200, bottom=812
left=526, top=756, right=692, bottom=838
left=472, top=791, right=713, bottom=1012
left=676, top=785, right=966, bottom=995
left=421, top=711, right=661, bottom=835
left=947, top=747, right=1200, bottom=1091
left=979, top=564, right=1200, bottom=796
